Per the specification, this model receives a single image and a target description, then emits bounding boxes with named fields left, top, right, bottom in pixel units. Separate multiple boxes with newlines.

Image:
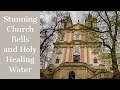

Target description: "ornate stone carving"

left=56, top=50, right=62, bottom=54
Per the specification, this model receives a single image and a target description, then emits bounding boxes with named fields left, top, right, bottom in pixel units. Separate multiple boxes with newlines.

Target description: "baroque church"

left=40, top=14, right=115, bottom=79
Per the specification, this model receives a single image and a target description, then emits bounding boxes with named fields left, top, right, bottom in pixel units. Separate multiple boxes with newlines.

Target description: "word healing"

left=6, top=56, right=35, bottom=64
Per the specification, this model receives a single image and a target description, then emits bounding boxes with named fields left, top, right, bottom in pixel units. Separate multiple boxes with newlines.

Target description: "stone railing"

left=90, top=71, right=113, bottom=79
left=60, top=62, right=97, bottom=72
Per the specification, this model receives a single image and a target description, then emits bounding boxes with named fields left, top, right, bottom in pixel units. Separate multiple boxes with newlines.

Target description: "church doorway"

left=69, top=71, right=75, bottom=79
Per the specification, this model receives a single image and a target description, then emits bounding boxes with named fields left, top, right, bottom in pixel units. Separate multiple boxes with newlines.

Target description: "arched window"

left=74, top=47, right=79, bottom=53
left=60, top=33, right=65, bottom=41
left=73, top=55, right=80, bottom=62
left=69, top=71, right=75, bottom=79
left=56, top=57, right=60, bottom=64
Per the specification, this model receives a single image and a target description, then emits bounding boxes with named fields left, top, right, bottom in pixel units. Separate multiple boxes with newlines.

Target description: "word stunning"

left=4, top=16, right=37, bottom=24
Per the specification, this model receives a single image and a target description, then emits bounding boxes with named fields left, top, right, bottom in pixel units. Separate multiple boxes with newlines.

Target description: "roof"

left=85, top=18, right=97, bottom=22
left=66, top=23, right=85, bottom=29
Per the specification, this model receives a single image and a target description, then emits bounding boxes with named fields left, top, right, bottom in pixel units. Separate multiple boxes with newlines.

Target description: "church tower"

left=85, top=13, right=97, bottom=28
left=51, top=14, right=102, bottom=67
left=60, top=14, right=73, bottom=29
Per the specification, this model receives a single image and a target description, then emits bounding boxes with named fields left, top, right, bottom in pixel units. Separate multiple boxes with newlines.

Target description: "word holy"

left=4, top=46, right=37, bottom=54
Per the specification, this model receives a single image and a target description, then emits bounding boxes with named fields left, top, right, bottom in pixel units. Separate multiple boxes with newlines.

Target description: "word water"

left=8, top=66, right=32, bottom=73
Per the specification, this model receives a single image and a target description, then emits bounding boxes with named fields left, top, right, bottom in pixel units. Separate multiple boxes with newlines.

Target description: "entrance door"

left=69, top=71, right=75, bottom=79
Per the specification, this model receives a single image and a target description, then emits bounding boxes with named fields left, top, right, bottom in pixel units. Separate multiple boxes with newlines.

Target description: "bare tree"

left=84, top=11, right=120, bottom=79
left=40, top=11, right=70, bottom=69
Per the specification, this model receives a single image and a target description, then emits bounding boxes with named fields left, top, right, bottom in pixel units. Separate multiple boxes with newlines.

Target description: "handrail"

left=52, top=62, right=98, bottom=73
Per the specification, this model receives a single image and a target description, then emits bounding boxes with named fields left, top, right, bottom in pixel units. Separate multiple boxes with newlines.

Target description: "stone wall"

left=41, top=62, right=112, bottom=79
left=52, top=62, right=97, bottom=79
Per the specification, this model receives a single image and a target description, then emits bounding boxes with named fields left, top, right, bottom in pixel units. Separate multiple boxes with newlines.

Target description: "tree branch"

left=104, top=11, right=113, bottom=39
left=85, top=26, right=109, bottom=33
left=97, top=11, right=110, bottom=27
left=40, top=28, right=53, bottom=33
left=105, top=11, right=111, bottom=26
left=40, top=19, right=61, bottom=50
left=40, top=44, right=51, bottom=56
left=100, top=37, right=112, bottom=51
left=114, top=11, right=118, bottom=40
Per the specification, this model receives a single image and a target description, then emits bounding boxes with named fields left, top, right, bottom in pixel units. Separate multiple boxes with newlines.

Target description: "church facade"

left=40, top=14, right=114, bottom=79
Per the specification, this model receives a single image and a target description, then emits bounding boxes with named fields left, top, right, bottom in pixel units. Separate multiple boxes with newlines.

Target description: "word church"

left=40, top=14, right=118, bottom=79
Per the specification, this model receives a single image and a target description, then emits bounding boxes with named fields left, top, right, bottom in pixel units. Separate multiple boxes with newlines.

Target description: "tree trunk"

left=111, top=42, right=120, bottom=79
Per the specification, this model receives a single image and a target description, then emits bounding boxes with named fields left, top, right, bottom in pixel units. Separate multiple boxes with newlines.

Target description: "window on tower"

left=76, top=34, right=80, bottom=40
left=93, top=57, right=98, bottom=63
left=56, top=57, right=60, bottom=64
left=86, top=22, right=91, bottom=27
left=61, top=34, right=64, bottom=41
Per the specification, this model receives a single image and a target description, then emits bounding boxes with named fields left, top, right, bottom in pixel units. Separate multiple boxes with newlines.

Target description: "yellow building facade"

left=40, top=14, right=113, bottom=79
left=51, top=15, right=102, bottom=67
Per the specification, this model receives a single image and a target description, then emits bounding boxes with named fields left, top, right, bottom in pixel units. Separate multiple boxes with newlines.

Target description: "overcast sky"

left=69, top=11, right=89, bottom=24
left=40, top=11, right=89, bottom=24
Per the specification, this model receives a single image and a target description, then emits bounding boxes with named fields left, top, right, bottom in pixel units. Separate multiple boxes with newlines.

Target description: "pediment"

left=66, top=23, right=87, bottom=30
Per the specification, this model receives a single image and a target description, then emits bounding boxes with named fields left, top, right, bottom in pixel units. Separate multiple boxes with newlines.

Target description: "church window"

left=86, top=20, right=93, bottom=27
left=64, top=22, right=67, bottom=29
left=86, top=22, right=91, bottom=27
left=90, top=22, right=93, bottom=28
left=76, top=34, right=80, bottom=40
left=56, top=57, right=59, bottom=63
left=61, top=34, right=64, bottom=41
left=74, top=47, right=79, bottom=53
left=69, top=71, right=75, bottom=79
left=117, top=60, right=120, bottom=64
left=73, top=55, right=80, bottom=62
left=93, top=57, right=98, bottom=63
